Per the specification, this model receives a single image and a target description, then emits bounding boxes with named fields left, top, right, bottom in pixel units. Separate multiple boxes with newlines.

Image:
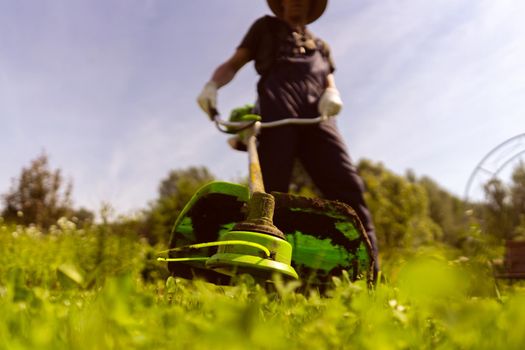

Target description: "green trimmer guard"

left=206, top=230, right=298, bottom=280
left=165, top=181, right=375, bottom=287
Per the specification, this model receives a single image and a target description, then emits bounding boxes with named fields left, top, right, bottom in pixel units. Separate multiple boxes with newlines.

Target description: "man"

left=197, top=0, right=379, bottom=272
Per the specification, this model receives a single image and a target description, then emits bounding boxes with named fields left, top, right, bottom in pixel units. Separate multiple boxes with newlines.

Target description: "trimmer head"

left=206, top=230, right=299, bottom=280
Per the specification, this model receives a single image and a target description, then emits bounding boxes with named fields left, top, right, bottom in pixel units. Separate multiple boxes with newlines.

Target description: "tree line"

left=2, top=153, right=525, bottom=253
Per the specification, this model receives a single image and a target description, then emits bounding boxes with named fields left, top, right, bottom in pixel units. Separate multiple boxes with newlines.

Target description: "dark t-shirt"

left=237, top=16, right=335, bottom=119
left=238, top=15, right=335, bottom=76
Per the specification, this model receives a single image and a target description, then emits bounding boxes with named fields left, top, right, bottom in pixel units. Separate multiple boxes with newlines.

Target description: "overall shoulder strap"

left=310, top=33, right=330, bottom=58
left=259, top=17, right=289, bottom=75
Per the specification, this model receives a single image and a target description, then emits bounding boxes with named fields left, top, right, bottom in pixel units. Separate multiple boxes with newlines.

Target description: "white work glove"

left=197, top=81, right=218, bottom=118
left=318, top=87, right=343, bottom=117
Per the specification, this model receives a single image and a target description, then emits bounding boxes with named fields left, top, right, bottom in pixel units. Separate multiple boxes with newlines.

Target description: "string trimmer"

left=158, top=108, right=375, bottom=287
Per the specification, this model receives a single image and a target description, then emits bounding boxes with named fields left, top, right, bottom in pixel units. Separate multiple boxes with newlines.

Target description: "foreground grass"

left=1, top=221, right=524, bottom=349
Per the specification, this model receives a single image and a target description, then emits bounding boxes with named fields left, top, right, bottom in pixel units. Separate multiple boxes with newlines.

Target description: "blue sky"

left=2, top=0, right=525, bottom=215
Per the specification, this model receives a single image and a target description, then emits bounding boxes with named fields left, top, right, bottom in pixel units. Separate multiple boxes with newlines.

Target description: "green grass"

left=1, top=220, right=524, bottom=349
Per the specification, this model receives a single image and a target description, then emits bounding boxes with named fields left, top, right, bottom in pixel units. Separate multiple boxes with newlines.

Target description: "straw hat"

left=267, top=0, right=328, bottom=24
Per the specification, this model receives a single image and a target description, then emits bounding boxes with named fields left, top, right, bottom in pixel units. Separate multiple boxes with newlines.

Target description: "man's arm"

left=210, top=48, right=252, bottom=87
left=326, top=73, right=336, bottom=89
left=318, top=73, right=343, bottom=117
left=197, top=48, right=252, bottom=115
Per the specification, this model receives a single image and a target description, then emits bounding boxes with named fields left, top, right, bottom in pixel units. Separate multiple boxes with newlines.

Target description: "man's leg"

left=298, top=120, right=379, bottom=274
left=257, top=126, right=298, bottom=193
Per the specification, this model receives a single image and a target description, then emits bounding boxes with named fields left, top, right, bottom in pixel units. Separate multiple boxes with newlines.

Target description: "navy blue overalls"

left=254, top=23, right=379, bottom=267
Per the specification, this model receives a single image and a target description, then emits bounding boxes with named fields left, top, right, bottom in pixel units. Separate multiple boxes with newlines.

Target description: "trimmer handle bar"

left=212, top=112, right=331, bottom=134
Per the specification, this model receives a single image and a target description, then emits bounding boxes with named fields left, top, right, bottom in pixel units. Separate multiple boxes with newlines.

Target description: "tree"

left=142, top=166, right=215, bottom=244
left=509, top=162, right=525, bottom=238
left=357, top=159, right=442, bottom=250
left=482, top=178, right=513, bottom=240
left=481, top=162, right=525, bottom=240
left=288, top=161, right=322, bottom=198
left=417, top=176, right=468, bottom=245
left=1, top=153, right=87, bottom=228
left=510, top=162, right=525, bottom=218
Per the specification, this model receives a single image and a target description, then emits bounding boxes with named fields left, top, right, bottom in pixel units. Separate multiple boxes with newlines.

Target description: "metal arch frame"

left=464, top=133, right=525, bottom=201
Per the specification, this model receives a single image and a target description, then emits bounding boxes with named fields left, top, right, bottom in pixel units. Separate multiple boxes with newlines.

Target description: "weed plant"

left=1, top=220, right=524, bottom=349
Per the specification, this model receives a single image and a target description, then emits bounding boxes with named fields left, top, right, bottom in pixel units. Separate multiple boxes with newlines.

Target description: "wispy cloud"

left=2, top=0, right=525, bottom=214
left=314, top=0, right=525, bottom=195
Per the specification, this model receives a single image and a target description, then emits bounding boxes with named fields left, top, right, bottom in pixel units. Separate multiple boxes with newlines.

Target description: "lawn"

left=1, top=220, right=524, bottom=349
